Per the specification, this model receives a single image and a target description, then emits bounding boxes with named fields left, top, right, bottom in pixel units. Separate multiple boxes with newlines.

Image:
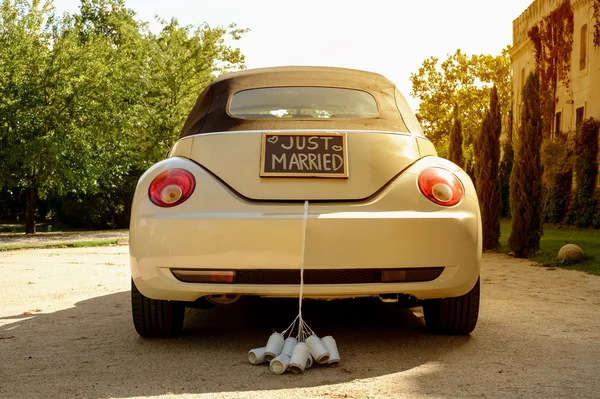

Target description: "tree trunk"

left=25, top=187, right=38, bottom=235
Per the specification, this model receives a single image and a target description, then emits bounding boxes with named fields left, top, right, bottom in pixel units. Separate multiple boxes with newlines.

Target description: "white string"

left=282, top=314, right=299, bottom=337
left=297, top=200, right=309, bottom=341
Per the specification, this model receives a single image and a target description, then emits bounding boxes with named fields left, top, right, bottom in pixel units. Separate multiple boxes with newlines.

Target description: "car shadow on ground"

left=0, top=291, right=472, bottom=398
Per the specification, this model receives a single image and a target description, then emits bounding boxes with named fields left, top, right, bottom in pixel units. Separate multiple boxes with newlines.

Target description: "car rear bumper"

left=131, top=209, right=481, bottom=302
left=130, top=156, right=482, bottom=302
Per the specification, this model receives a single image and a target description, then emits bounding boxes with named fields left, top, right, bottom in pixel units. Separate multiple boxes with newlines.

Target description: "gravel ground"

left=1, top=246, right=599, bottom=399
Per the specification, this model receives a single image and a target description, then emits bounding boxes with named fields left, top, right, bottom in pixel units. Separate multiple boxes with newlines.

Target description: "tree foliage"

left=0, top=0, right=247, bottom=232
left=448, top=104, right=464, bottom=168
left=139, top=17, right=247, bottom=162
left=565, top=118, right=599, bottom=227
left=475, top=86, right=502, bottom=250
left=0, top=0, right=106, bottom=233
left=527, top=0, right=573, bottom=139
left=499, top=108, right=514, bottom=218
left=409, top=48, right=511, bottom=174
left=593, top=0, right=600, bottom=48
left=509, top=71, right=544, bottom=258
left=541, top=134, right=572, bottom=224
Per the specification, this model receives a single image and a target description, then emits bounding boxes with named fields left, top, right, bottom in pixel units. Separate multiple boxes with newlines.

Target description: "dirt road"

left=1, top=247, right=599, bottom=399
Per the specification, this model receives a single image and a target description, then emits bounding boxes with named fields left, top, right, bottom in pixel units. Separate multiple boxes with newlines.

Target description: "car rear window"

left=229, top=87, right=379, bottom=119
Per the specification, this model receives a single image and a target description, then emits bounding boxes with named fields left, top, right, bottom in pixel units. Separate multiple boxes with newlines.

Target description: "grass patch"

left=0, top=239, right=124, bottom=251
left=0, top=222, right=83, bottom=234
left=497, top=218, right=600, bottom=275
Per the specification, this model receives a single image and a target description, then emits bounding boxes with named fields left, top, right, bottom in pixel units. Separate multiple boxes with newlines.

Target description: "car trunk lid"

left=183, top=130, right=420, bottom=201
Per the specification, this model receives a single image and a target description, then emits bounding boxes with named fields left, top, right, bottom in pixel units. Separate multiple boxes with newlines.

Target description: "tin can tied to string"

left=247, top=201, right=341, bottom=374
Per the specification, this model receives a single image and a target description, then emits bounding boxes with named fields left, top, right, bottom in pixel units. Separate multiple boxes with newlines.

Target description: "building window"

left=580, top=24, right=587, bottom=70
left=576, top=106, right=585, bottom=127
left=555, top=112, right=562, bottom=137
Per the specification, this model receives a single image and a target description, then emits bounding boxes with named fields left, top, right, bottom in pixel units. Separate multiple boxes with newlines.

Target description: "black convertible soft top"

left=179, top=66, right=423, bottom=139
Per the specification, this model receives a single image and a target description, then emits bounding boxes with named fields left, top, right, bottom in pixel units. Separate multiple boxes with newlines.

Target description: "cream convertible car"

left=129, top=66, right=482, bottom=338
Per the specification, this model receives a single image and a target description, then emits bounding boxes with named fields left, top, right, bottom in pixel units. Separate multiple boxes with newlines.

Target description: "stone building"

left=509, top=0, right=599, bottom=135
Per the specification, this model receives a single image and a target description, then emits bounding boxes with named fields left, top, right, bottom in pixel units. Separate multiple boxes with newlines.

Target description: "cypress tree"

left=499, top=108, right=514, bottom=218
left=565, top=118, right=599, bottom=227
left=542, top=132, right=572, bottom=225
left=508, top=71, right=544, bottom=258
left=448, top=104, right=464, bottom=169
left=475, top=86, right=502, bottom=249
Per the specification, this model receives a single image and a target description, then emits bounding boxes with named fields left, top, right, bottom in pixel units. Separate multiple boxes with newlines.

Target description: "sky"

left=51, top=0, right=534, bottom=111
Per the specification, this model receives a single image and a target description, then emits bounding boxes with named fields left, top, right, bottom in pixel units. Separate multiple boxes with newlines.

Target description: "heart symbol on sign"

left=332, top=145, right=343, bottom=151
left=267, top=136, right=278, bottom=144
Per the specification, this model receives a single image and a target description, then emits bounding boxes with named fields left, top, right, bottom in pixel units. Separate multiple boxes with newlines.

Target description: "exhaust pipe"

left=378, top=293, right=419, bottom=307
left=378, top=293, right=400, bottom=303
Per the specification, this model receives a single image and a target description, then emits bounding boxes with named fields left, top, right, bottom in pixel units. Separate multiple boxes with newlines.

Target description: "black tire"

left=423, top=277, right=480, bottom=335
left=131, top=279, right=185, bottom=338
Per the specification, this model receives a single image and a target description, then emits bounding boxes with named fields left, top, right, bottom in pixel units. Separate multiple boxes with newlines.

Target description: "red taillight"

left=148, top=169, right=196, bottom=207
left=418, top=167, right=464, bottom=206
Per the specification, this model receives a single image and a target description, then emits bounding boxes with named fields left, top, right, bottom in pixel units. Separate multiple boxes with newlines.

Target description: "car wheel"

left=131, top=279, right=185, bottom=338
left=423, top=277, right=480, bottom=335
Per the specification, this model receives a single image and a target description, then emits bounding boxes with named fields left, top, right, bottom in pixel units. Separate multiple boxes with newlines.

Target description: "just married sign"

left=260, top=132, right=348, bottom=178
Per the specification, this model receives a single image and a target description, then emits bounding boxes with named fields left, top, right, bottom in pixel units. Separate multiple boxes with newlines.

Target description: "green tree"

left=527, top=0, right=574, bottom=140
left=475, top=86, right=502, bottom=249
left=448, top=104, right=464, bottom=168
left=48, top=0, right=160, bottom=229
left=0, top=0, right=107, bottom=233
left=565, top=118, right=599, bottom=227
left=499, top=108, right=514, bottom=218
left=58, top=10, right=248, bottom=229
left=410, top=48, right=511, bottom=175
left=594, top=0, right=600, bottom=48
left=139, top=17, right=248, bottom=162
left=509, top=72, right=544, bottom=258
left=541, top=134, right=572, bottom=224
left=0, top=0, right=248, bottom=232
